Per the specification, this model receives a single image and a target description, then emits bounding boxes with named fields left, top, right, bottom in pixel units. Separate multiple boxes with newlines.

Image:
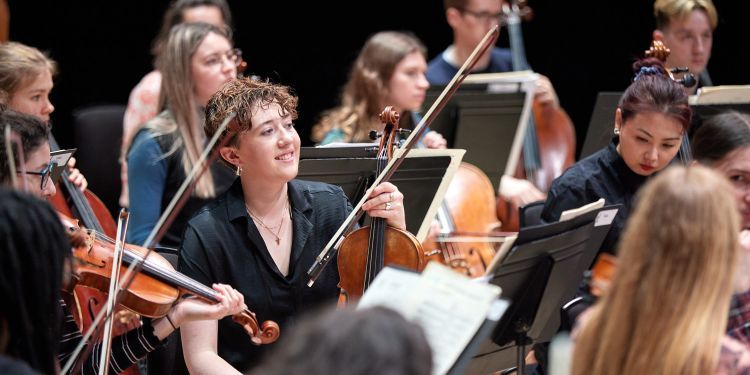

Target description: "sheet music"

left=559, top=198, right=605, bottom=222
left=358, top=263, right=502, bottom=375
left=689, top=85, right=750, bottom=105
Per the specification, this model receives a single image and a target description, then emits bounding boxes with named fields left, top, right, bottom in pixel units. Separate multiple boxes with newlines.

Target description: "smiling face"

left=191, top=32, right=237, bottom=107
left=711, top=146, right=750, bottom=229
left=615, top=110, right=684, bottom=176
left=385, top=51, right=429, bottom=112
left=8, top=69, right=55, bottom=122
left=656, top=9, right=713, bottom=76
left=234, top=102, right=300, bottom=185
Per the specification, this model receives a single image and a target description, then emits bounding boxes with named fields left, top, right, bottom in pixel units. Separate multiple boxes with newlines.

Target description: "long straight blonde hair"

left=572, top=165, right=740, bottom=375
left=146, top=22, right=230, bottom=198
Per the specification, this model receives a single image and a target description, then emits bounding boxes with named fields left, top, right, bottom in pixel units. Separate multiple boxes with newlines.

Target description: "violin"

left=422, top=162, right=504, bottom=277
left=496, top=0, right=576, bottom=231
left=46, top=135, right=144, bottom=375
left=337, top=108, right=425, bottom=301
left=60, top=212, right=280, bottom=345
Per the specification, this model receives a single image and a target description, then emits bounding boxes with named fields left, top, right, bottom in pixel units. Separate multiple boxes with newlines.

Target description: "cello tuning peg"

left=369, top=130, right=382, bottom=141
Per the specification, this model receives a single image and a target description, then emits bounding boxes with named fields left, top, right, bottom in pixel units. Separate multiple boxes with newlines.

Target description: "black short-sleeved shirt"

left=179, top=179, right=351, bottom=371
left=540, top=139, right=648, bottom=254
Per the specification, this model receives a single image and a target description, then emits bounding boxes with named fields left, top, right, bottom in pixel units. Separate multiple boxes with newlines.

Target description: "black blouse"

left=179, top=179, right=351, bottom=372
left=540, top=139, right=648, bottom=254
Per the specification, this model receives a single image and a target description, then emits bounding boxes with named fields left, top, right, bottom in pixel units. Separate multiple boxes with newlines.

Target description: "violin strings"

left=92, top=231, right=219, bottom=301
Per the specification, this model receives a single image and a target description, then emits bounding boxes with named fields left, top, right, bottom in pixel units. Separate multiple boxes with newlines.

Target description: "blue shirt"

left=426, top=47, right=513, bottom=85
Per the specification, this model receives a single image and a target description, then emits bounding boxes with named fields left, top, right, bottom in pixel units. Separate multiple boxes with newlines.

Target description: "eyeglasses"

left=205, top=48, right=244, bottom=69
left=459, top=8, right=503, bottom=23
left=17, top=162, right=54, bottom=190
left=226, top=48, right=243, bottom=67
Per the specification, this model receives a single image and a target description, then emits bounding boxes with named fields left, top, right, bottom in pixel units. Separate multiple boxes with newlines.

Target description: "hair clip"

left=634, top=66, right=662, bottom=81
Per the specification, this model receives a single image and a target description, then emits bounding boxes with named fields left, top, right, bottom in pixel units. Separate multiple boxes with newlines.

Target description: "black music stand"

left=422, top=75, right=532, bottom=189
left=464, top=205, right=620, bottom=375
left=298, top=146, right=463, bottom=240
left=579, top=91, right=621, bottom=160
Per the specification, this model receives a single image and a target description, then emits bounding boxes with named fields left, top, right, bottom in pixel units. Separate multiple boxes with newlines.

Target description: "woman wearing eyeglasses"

left=0, top=108, right=248, bottom=375
left=0, top=41, right=88, bottom=192
left=0, top=108, right=57, bottom=197
left=120, top=0, right=234, bottom=209
left=125, top=22, right=239, bottom=249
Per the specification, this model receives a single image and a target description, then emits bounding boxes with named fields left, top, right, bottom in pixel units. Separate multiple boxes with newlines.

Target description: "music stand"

left=579, top=92, right=621, bottom=160
left=298, top=146, right=465, bottom=241
left=421, top=71, right=536, bottom=189
left=464, top=205, right=620, bottom=375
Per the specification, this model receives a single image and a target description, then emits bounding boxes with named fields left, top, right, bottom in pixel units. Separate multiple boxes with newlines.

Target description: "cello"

left=337, top=108, right=425, bottom=301
left=495, top=0, right=576, bottom=231
left=422, top=162, right=505, bottom=277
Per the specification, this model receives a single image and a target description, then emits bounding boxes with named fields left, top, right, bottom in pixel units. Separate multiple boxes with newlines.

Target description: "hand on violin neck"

left=153, top=283, right=247, bottom=339
left=361, top=182, right=407, bottom=230
left=175, top=284, right=247, bottom=324
left=66, top=157, right=88, bottom=192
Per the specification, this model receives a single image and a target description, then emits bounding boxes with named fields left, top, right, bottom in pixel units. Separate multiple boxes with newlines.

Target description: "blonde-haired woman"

left=572, top=165, right=750, bottom=374
left=0, top=41, right=87, bottom=191
left=126, top=22, right=240, bottom=248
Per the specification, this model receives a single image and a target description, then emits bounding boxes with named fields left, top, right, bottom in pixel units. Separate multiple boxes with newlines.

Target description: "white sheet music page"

left=358, top=263, right=502, bottom=375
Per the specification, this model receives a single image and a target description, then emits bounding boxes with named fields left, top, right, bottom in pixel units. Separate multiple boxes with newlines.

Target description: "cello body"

left=423, top=162, right=502, bottom=277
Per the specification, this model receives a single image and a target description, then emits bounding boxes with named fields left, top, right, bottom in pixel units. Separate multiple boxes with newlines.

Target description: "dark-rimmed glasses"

left=459, top=8, right=503, bottom=23
left=17, top=162, right=54, bottom=190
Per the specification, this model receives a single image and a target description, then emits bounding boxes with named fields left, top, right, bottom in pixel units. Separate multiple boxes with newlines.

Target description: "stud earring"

left=614, top=127, right=620, bottom=135
left=236, top=165, right=243, bottom=176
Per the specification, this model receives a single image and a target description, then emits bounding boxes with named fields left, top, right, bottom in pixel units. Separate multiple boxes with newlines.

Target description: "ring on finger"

left=385, top=202, right=392, bottom=211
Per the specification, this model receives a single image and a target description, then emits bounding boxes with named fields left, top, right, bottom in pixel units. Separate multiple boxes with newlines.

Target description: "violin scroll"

left=232, top=311, right=280, bottom=345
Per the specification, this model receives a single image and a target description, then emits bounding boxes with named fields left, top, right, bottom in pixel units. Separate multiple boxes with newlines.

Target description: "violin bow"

left=97, top=209, right=130, bottom=375
left=307, top=25, right=501, bottom=286
left=62, top=113, right=238, bottom=375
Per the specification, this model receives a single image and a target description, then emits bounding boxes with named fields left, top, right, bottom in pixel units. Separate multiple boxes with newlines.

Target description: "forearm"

left=182, top=320, right=240, bottom=375
left=184, top=350, right=242, bottom=375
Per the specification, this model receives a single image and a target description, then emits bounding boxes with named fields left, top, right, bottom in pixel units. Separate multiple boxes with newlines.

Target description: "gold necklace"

left=246, top=199, right=290, bottom=245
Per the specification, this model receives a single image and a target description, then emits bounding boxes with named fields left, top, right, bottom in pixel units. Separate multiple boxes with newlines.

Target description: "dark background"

left=7, top=0, right=750, bottom=155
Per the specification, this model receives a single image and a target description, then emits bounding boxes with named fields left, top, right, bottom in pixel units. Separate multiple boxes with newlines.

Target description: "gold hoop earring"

left=236, top=165, right=243, bottom=176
